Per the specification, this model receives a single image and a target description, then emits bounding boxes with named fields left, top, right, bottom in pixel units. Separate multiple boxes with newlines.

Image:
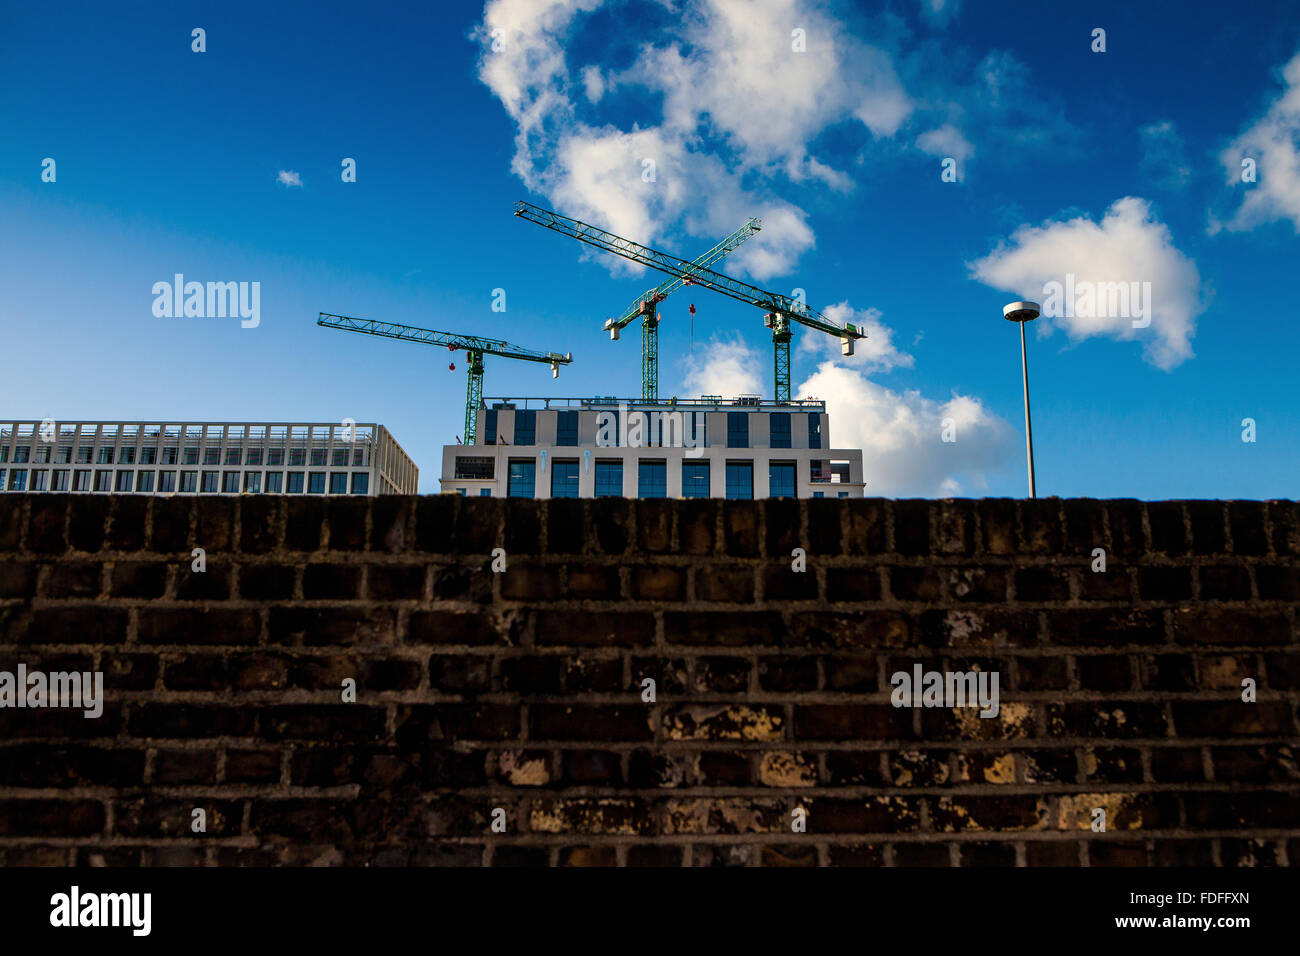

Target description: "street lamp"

left=1003, top=300, right=1040, bottom=498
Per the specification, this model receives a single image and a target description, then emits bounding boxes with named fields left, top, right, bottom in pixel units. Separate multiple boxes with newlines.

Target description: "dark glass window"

left=288, top=449, right=306, bottom=466
left=181, top=471, right=198, bottom=492
left=267, top=449, right=284, bottom=466
left=770, top=413, right=791, bottom=448
left=8, top=470, right=27, bottom=491
left=769, top=462, right=796, bottom=498
left=245, top=471, right=261, bottom=493
left=351, top=473, right=368, bottom=495
left=203, top=447, right=221, bottom=465
left=115, top=470, right=133, bottom=491
left=507, top=460, right=535, bottom=498
left=140, top=447, right=157, bottom=465
left=725, top=462, right=753, bottom=499
left=329, top=472, right=348, bottom=495
left=246, top=449, right=263, bottom=466
left=287, top=472, right=304, bottom=494
left=201, top=471, right=219, bottom=493
left=265, top=472, right=283, bottom=493
left=556, top=411, right=579, bottom=446
left=94, top=470, right=112, bottom=492
left=158, top=471, right=177, bottom=493
left=52, top=470, right=70, bottom=491
left=162, top=447, right=178, bottom=465
left=97, top=447, right=113, bottom=464
left=551, top=460, right=579, bottom=498
left=808, top=413, right=822, bottom=449
left=136, top=471, right=155, bottom=493
left=727, top=412, right=749, bottom=448
left=225, top=448, right=242, bottom=466
left=594, top=460, right=623, bottom=497
left=484, top=409, right=498, bottom=445
left=331, top=449, right=348, bottom=467
left=638, top=460, right=666, bottom=499
left=222, top=471, right=239, bottom=493
left=308, top=472, right=326, bottom=494
left=682, top=460, right=710, bottom=498
left=514, top=410, right=536, bottom=445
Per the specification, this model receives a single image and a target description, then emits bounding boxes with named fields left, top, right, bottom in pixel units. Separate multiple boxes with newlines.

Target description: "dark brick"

left=536, top=611, right=654, bottom=646
left=888, top=566, right=941, bottom=601
left=1173, top=607, right=1289, bottom=645
left=367, top=563, right=427, bottom=601
left=237, top=563, right=295, bottom=600
left=67, top=497, right=110, bottom=552
left=225, top=750, right=281, bottom=784
left=796, top=705, right=912, bottom=741
left=763, top=564, right=817, bottom=601
left=239, top=497, right=281, bottom=553
left=893, top=500, right=930, bottom=556
left=106, top=496, right=148, bottom=551
left=722, top=501, right=758, bottom=556
left=109, top=562, right=167, bottom=598
left=589, top=499, right=630, bottom=555
left=759, top=655, right=819, bottom=692
left=153, top=749, right=218, bottom=785
left=1014, top=566, right=1069, bottom=602
left=1138, top=566, right=1192, bottom=602
left=1076, top=654, right=1132, bottom=691
left=827, top=567, right=880, bottom=602
left=138, top=608, right=260, bottom=646
left=1147, top=502, right=1186, bottom=556
left=1049, top=609, right=1164, bottom=646
left=303, top=563, right=361, bottom=599
left=679, top=500, right=716, bottom=556
left=532, top=705, right=652, bottom=741
left=764, top=498, right=801, bottom=555
left=1198, top=565, right=1251, bottom=601
left=505, top=498, right=545, bottom=554
left=270, top=607, right=396, bottom=646
left=284, top=497, right=327, bottom=552
left=408, top=610, right=500, bottom=646
left=0, top=561, right=36, bottom=598
left=637, top=499, right=673, bottom=553
left=0, top=800, right=105, bottom=836
left=27, top=498, right=66, bottom=553
left=149, top=496, right=192, bottom=553
left=1187, top=500, right=1227, bottom=554
left=1019, top=499, right=1063, bottom=554
left=1228, top=502, right=1268, bottom=555
left=43, top=561, right=103, bottom=598
left=370, top=497, right=411, bottom=553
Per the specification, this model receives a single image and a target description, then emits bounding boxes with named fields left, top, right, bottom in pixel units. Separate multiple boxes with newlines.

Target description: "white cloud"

left=797, top=301, right=914, bottom=372
left=1216, top=51, right=1300, bottom=233
left=916, top=123, right=973, bottom=163
left=801, top=362, right=1015, bottom=496
left=474, top=0, right=912, bottom=281
left=277, top=170, right=302, bottom=187
left=1140, top=120, right=1191, bottom=191
left=681, top=334, right=766, bottom=397
left=969, top=197, right=1203, bottom=369
left=679, top=318, right=1014, bottom=497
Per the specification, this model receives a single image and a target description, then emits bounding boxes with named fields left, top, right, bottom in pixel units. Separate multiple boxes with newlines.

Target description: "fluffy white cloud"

left=276, top=170, right=302, bottom=187
left=681, top=335, right=766, bottom=398
left=799, top=363, right=1015, bottom=496
left=1215, top=51, right=1300, bottom=233
left=474, top=0, right=912, bottom=281
left=916, top=123, right=972, bottom=163
left=680, top=320, right=1014, bottom=497
left=969, top=197, right=1203, bottom=369
left=798, top=301, right=914, bottom=372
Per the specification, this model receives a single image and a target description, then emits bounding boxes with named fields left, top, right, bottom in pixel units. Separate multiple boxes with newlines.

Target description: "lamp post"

left=1003, top=301, right=1040, bottom=498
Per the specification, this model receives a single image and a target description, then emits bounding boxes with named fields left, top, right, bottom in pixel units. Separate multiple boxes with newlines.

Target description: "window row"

left=0, top=446, right=371, bottom=467
left=479, top=410, right=822, bottom=449
left=490, top=460, right=805, bottom=499
left=0, top=469, right=371, bottom=495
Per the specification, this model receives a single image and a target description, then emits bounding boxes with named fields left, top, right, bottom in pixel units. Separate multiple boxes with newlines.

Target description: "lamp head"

left=1003, top=301, right=1041, bottom=323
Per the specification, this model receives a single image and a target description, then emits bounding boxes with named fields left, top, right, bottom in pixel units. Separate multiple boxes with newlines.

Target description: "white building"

left=440, top=397, right=865, bottom=499
left=0, top=421, right=417, bottom=496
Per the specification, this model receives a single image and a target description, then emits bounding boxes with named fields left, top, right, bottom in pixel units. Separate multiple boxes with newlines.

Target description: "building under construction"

left=440, top=396, right=864, bottom=499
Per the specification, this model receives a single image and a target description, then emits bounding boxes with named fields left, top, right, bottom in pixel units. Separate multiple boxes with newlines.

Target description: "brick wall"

left=0, top=494, right=1296, bottom=866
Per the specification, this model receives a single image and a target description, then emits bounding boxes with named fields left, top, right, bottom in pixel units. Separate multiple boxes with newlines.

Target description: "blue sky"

left=2, top=0, right=1298, bottom=498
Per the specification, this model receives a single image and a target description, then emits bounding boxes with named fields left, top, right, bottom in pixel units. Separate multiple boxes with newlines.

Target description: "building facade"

left=440, top=397, right=864, bottom=499
left=0, top=421, right=417, bottom=496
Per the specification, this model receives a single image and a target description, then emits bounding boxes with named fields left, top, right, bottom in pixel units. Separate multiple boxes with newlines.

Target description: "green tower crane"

left=596, top=217, right=761, bottom=402
left=513, top=201, right=863, bottom=403
left=316, top=312, right=572, bottom=444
